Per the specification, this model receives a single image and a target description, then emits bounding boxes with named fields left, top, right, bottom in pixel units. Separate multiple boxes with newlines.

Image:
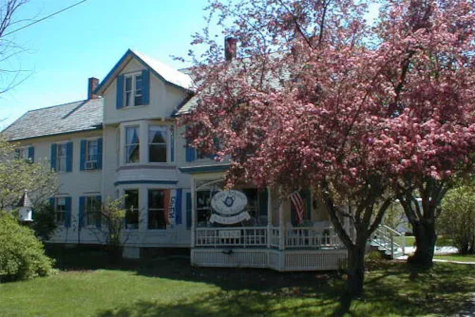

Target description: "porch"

left=191, top=226, right=347, bottom=271
left=186, top=172, right=349, bottom=271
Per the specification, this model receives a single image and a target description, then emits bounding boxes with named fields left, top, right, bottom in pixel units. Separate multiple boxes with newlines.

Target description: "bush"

left=0, top=212, right=55, bottom=282
left=439, top=184, right=475, bottom=254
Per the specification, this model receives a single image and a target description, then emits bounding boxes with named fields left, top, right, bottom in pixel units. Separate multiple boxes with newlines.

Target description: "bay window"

left=124, top=189, right=139, bottom=229
left=148, top=126, right=167, bottom=162
left=125, top=127, right=140, bottom=163
left=148, top=189, right=167, bottom=229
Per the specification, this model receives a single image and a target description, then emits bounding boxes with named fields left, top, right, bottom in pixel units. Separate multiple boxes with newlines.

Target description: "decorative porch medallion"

left=210, top=190, right=250, bottom=224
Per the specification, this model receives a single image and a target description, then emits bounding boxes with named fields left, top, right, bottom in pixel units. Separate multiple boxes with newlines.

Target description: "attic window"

left=124, top=73, right=143, bottom=107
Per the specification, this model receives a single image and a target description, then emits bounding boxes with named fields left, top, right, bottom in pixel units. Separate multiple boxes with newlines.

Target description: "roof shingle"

left=2, top=98, right=103, bottom=141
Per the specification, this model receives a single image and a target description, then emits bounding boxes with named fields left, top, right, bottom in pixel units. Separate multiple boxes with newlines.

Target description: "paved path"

left=433, top=259, right=475, bottom=265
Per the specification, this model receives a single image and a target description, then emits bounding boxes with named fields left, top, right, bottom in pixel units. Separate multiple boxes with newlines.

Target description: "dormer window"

left=116, top=70, right=150, bottom=109
left=124, top=73, right=143, bottom=107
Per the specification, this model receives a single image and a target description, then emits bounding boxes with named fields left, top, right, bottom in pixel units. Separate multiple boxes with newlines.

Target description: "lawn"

left=0, top=247, right=473, bottom=317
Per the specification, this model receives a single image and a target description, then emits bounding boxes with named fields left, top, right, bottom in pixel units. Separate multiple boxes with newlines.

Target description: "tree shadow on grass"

left=46, top=246, right=475, bottom=316
left=96, top=290, right=342, bottom=317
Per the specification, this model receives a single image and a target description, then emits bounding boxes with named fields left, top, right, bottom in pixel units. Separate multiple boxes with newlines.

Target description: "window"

left=148, top=189, right=167, bottom=229
left=55, top=197, right=66, bottom=225
left=125, top=127, right=140, bottom=163
left=149, top=126, right=167, bottom=162
left=14, top=148, right=28, bottom=160
left=196, top=191, right=212, bottom=226
left=57, top=144, right=67, bottom=172
left=124, top=189, right=139, bottom=229
left=124, top=74, right=143, bottom=107
left=85, top=196, right=101, bottom=226
left=85, top=140, right=98, bottom=169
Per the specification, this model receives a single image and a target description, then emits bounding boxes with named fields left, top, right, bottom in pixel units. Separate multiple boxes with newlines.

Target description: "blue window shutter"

left=175, top=189, right=182, bottom=225
left=95, top=195, right=102, bottom=228
left=65, top=197, right=72, bottom=228
left=80, top=140, right=86, bottom=171
left=50, top=144, right=57, bottom=170
left=170, top=127, right=174, bottom=162
left=186, top=192, right=192, bottom=229
left=79, top=196, right=85, bottom=228
left=142, top=69, right=150, bottom=104
left=97, top=138, right=103, bottom=169
left=186, top=146, right=196, bottom=162
left=116, top=75, right=124, bottom=109
left=66, top=142, right=73, bottom=172
left=28, top=146, right=35, bottom=163
left=49, top=197, right=55, bottom=208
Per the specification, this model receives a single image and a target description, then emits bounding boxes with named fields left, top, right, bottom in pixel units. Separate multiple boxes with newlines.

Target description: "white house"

left=4, top=48, right=400, bottom=270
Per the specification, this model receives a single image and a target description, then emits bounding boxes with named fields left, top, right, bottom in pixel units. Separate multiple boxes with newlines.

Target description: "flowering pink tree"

left=376, top=0, right=475, bottom=266
left=182, top=0, right=474, bottom=297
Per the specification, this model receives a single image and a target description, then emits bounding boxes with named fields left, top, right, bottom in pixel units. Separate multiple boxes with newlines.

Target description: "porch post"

left=190, top=177, right=196, bottom=248
left=267, top=187, right=272, bottom=249
left=278, top=198, right=285, bottom=251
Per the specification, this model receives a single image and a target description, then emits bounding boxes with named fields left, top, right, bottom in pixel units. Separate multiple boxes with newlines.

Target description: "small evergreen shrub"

left=31, top=203, right=57, bottom=241
left=0, top=212, right=55, bottom=282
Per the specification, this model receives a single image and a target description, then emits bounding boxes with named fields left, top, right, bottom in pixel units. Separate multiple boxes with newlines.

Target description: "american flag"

left=290, top=191, right=305, bottom=224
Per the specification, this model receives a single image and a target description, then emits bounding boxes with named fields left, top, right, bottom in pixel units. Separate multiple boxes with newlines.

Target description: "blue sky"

left=0, top=0, right=210, bottom=129
left=0, top=1, right=380, bottom=130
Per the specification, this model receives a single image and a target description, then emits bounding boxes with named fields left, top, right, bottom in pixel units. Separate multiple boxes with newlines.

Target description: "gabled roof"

left=2, top=98, right=103, bottom=141
left=94, top=49, right=193, bottom=95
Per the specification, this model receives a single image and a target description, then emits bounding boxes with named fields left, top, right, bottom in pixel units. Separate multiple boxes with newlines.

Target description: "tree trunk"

left=346, top=243, right=366, bottom=298
left=408, top=219, right=436, bottom=267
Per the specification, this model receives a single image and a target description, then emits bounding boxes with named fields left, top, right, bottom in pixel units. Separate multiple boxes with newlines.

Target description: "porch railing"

left=370, top=225, right=405, bottom=258
left=284, top=227, right=342, bottom=249
left=195, top=226, right=343, bottom=249
left=195, top=227, right=267, bottom=247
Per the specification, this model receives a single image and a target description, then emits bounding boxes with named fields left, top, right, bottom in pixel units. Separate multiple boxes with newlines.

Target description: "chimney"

left=224, top=36, right=238, bottom=61
left=87, top=77, right=99, bottom=99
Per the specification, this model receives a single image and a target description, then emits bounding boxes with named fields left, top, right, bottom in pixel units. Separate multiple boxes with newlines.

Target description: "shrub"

left=439, top=184, right=475, bottom=254
left=0, top=212, right=55, bottom=282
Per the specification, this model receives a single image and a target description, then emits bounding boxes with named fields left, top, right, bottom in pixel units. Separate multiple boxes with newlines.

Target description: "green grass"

left=0, top=248, right=474, bottom=316
left=434, top=254, right=475, bottom=262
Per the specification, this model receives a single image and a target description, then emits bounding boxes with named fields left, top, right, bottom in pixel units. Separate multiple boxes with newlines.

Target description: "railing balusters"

left=194, top=226, right=343, bottom=249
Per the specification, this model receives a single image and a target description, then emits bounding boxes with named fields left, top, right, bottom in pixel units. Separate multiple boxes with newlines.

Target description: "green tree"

left=0, top=136, right=58, bottom=209
left=440, top=181, right=475, bottom=254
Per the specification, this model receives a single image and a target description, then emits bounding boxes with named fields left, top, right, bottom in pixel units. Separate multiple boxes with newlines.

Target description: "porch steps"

left=369, top=225, right=406, bottom=259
